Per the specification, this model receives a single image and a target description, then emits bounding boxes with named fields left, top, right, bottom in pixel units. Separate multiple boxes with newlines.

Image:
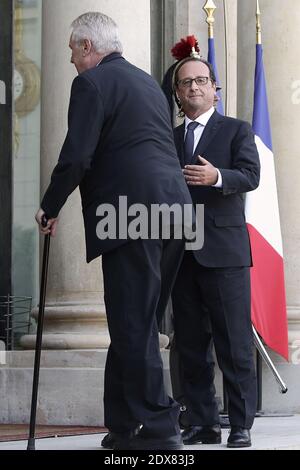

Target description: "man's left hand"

left=183, top=156, right=218, bottom=186
left=35, top=208, right=58, bottom=237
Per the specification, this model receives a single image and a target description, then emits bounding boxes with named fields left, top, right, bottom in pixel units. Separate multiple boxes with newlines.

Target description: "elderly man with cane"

left=35, top=12, right=194, bottom=451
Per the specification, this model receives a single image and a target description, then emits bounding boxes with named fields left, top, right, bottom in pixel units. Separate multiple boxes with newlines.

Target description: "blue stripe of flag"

left=208, top=38, right=224, bottom=115
left=253, top=44, right=272, bottom=151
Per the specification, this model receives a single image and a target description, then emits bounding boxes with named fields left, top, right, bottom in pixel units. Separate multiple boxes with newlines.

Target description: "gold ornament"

left=14, top=3, right=40, bottom=118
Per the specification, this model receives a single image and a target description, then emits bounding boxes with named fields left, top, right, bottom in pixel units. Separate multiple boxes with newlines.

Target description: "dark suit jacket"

left=174, top=110, right=260, bottom=267
left=41, top=53, right=192, bottom=262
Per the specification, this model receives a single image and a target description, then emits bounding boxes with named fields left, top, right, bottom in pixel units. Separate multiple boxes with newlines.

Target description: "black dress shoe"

left=227, top=426, right=251, bottom=448
left=114, top=433, right=184, bottom=450
left=101, top=432, right=116, bottom=449
left=182, top=425, right=221, bottom=445
left=102, top=430, right=138, bottom=449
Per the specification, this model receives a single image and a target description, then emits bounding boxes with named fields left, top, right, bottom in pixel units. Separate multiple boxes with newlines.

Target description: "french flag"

left=245, top=44, right=289, bottom=360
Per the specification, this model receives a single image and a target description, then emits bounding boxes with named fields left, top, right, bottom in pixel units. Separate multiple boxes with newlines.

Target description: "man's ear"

left=82, top=39, right=92, bottom=56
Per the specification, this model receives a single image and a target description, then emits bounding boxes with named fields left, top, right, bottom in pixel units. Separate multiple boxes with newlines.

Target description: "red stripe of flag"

left=247, top=224, right=289, bottom=360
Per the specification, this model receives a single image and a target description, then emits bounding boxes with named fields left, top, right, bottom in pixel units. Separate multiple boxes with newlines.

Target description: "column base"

left=20, top=333, right=110, bottom=349
left=20, top=302, right=170, bottom=350
left=20, top=303, right=110, bottom=349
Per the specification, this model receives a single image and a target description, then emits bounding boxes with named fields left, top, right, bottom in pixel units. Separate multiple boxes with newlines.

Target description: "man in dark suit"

left=35, top=12, right=193, bottom=450
left=171, top=57, right=260, bottom=448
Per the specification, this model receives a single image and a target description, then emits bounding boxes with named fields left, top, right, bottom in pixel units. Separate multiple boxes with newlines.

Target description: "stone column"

left=21, top=0, right=153, bottom=349
left=237, top=0, right=300, bottom=358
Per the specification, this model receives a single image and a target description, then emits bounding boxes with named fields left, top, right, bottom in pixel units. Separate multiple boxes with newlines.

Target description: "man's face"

left=69, top=36, right=90, bottom=74
left=176, top=61, right=216, bottom=118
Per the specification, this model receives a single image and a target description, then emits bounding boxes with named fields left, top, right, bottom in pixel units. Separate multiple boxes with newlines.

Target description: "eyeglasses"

left=177, top=76, right=211, bottom=89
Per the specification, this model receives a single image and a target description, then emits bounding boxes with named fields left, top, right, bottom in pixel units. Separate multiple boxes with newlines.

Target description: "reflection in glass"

left=12, top=0, right=42, bottom=347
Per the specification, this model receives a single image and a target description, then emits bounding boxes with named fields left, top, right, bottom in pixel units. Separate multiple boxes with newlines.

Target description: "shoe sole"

left=227, top=442, right=252, bottom=448
left=184, top=437, right=222, bottom=445
left=135, top=444, right=184, bottom=450
left=134, top=437, right=184, bottom=451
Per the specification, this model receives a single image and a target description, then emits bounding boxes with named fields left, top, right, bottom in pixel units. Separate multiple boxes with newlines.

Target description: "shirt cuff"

left=212, top=168, right=223, bottom=188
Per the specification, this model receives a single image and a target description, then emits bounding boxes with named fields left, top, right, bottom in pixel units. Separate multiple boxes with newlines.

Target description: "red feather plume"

left=171, top=35, right=200, bottom=61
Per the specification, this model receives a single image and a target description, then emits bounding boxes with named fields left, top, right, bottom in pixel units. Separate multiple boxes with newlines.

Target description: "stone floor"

left=0, top=414, right=299, bottom=450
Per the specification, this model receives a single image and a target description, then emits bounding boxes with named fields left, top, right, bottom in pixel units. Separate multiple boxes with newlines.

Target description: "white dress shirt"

left=184, top=107, right=222, bottom=188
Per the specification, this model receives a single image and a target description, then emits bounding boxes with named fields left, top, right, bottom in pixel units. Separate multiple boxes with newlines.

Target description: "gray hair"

left=71, top=12, right=123, bottom=55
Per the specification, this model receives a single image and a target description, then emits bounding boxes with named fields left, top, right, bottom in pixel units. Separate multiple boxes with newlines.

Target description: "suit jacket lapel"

left=174, top=112, right=224, bottom=167
left=192, top=110, right=224, bottom=162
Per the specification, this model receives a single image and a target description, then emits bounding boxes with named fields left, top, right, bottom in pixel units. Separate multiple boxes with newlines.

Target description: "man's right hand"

left=35, top=208, right=59, bottom=237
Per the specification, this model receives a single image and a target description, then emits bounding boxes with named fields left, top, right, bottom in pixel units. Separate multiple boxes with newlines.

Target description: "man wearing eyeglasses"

left=171, top=57, right=260, bottom=448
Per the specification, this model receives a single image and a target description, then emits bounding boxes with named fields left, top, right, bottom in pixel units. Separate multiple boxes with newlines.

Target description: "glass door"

left=11, top=0, right=42, bottom=346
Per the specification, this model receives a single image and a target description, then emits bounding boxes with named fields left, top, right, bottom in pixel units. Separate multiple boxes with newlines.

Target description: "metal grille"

left=0, top=295, right=32, bottom=350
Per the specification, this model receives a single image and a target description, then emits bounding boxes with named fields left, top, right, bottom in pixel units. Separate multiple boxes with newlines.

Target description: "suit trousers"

left=102, top=237, right=185, bottom=438
left=172, top=251, right=257, bottom=429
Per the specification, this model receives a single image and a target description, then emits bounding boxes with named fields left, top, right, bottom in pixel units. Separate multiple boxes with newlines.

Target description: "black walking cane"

left=27, top=215, right=51, bottom=451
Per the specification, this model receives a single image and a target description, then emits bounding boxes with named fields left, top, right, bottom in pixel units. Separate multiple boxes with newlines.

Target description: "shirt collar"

left=185, top=107, right=215, bottom=130
left=96, top=52, right=123, bottom=67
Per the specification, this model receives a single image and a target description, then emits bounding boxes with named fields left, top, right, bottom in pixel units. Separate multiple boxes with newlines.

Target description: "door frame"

left=0, top=0, right=13, bottom=342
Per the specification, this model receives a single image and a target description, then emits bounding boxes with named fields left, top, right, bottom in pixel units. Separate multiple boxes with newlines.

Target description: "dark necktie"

left=184, top=121, right=199, bottom=165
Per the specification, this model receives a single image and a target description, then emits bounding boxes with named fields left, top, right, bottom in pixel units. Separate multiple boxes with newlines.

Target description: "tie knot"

left=187, top=121, right=199, bottom=132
